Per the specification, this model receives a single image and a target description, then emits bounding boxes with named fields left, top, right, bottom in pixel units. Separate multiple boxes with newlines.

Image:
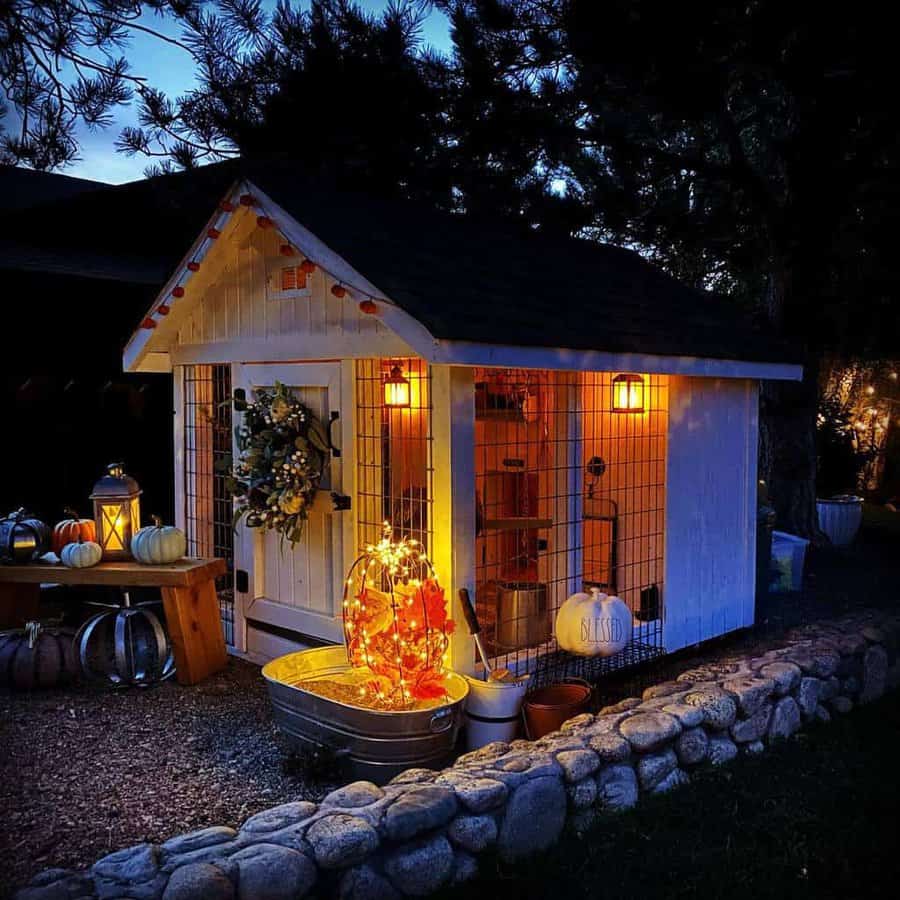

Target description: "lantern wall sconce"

left=612, top=373, right=645, bottom=413
left=383, top=363, right=411, bottom=408
left=90, top=463, right=142, bottom=560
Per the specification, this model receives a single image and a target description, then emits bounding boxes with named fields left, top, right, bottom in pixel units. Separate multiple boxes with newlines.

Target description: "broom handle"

left=458, top=588, right=492, bottom=674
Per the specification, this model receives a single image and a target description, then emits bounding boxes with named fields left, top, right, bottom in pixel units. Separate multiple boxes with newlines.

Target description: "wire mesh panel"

left=183, top=364, right=235, bottom=645
left=355, top=359, right=433, bottom=554
left=473, top=368, right=667, bottom=684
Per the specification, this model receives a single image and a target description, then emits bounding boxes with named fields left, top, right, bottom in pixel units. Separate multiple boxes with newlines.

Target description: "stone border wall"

left=17, top=610, right=900, bottom=900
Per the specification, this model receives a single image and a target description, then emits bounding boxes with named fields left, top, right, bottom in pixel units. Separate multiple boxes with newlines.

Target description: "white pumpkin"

left=60, top=539, right=102, bottom=568
left=555, top=587, right=633, bottom=657
left=131, top=518, right=186, bottom=565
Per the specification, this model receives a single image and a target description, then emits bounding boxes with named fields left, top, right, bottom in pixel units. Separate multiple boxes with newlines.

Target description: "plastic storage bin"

left=770, top=530, right=809, bottom=592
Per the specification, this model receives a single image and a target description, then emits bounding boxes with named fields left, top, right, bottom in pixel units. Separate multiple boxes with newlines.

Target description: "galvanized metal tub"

left=262, top=646, right=469, bottom=784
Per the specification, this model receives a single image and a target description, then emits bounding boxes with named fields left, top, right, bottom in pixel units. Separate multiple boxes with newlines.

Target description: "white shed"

left=124, top=166, right=801, bottom=676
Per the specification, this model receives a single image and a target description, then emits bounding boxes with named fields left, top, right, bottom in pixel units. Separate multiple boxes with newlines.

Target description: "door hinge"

left=331, top=492, right=352, bottom=511
left=235, top=569, right=249, bottom=593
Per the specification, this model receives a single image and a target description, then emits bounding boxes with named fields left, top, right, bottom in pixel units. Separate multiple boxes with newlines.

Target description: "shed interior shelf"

left=482, top=517, right=553, bottom=531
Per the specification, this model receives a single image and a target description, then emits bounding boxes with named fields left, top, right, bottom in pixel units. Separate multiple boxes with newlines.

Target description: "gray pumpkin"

left=0, top=509, right=51, bottom=564
left=0, top=622, right=79, bottom=690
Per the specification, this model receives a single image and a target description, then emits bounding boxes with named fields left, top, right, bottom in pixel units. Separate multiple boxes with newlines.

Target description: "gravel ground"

left=0, top=658, right=336, bottom=897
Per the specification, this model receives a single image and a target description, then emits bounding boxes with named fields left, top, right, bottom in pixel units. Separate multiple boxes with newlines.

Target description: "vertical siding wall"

left=173, top=210, right=393, bottom=349
left=664, top=376, right=759, bottom=652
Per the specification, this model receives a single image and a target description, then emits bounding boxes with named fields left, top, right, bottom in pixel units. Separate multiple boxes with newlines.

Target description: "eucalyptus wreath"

left=228, top=382, right=330, bottom=545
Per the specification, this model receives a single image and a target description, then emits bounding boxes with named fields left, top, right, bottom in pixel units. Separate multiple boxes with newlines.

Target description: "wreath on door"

left=228, top=382, right=330, bottom=545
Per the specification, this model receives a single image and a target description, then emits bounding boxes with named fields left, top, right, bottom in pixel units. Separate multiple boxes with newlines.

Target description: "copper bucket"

left=523, top=679, right=592, bottom=739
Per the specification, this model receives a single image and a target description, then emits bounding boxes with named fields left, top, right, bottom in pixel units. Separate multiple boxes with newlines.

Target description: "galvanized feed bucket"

left=262, top=646, right=469, bottom=784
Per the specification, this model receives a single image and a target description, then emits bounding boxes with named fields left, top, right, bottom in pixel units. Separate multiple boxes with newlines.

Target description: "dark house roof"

left=0, top=166, right=109, bottom=211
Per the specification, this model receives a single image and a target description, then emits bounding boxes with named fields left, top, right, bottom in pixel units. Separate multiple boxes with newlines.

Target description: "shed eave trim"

left=424, top=339, right=803, bottom=380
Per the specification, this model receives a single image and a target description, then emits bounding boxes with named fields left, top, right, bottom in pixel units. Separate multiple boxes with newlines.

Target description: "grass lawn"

left=449, top=692, right=900, bottom=900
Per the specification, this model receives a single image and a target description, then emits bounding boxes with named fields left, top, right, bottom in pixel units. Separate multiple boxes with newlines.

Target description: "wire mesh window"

left=355, top=359, right=433, bottom=554
left=474, top=368, right=667, bottom=684
left=183, top=364, right=235, bottom=645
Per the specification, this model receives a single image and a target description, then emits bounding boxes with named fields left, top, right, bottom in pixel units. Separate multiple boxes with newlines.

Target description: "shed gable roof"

left=124, top=159, right=801, bottom=379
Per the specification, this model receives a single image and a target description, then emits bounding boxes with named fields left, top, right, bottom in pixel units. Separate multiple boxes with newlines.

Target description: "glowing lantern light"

left=383, top=363, right=411, bottom=408
left=612, top=373, right=645, bottom=413
left=342, top=524, right=454, bottom=708
left=90, top=463, right=142, bottom=560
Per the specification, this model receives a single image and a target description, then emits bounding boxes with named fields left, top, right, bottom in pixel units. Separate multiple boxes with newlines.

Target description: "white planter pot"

left=816, top=495, right=864, bottom=547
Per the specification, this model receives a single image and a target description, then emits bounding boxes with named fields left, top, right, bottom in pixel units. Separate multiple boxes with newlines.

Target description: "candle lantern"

left=611, top=373, right=645, bottom=413
left=90, top=463, right=142, bottom=560
left=383, top=363, right=411, bottom=408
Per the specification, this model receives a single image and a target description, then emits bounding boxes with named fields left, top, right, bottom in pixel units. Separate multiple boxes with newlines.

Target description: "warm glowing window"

left=355, top=359, right=433, bottom=554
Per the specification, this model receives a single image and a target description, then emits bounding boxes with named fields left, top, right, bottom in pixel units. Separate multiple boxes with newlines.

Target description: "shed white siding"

left=663, top=376, right=759, bottom=652
left=152, top=206, right=414, bottom=367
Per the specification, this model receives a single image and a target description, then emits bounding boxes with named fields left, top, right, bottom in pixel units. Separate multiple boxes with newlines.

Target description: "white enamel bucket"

left=464, top=674, right=530, bottom=751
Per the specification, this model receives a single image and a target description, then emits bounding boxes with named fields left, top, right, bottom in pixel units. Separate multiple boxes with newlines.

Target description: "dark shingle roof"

left=0, top=166, right=109, bottom=211
left=246, top=165, right=795, bottom=365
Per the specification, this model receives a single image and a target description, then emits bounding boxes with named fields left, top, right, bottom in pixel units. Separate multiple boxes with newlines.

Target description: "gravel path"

left=0, top=658, right=336, bottom=897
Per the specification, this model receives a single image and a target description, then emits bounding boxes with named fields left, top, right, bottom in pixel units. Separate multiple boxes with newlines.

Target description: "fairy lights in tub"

left=341, top=522, right=454, bottom=709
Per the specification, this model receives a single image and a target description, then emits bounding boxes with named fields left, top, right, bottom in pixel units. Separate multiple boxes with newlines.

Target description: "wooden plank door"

left=234, top=363, right=346, bottom=644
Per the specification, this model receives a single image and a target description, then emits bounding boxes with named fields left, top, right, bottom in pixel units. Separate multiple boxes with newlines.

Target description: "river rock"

left=231, top=844, right=316, bottom=900
left=642, top=680, right=689, bottom=700
left=323, top=782, right=385, bottom=809
left=383, top=786, right=457, bottom=841
left=661, top=702, right=705, bottom=728
left=722, top=677, right=775, bottom=717
left=731, top=703, right=773, bottom=743
left=860, top=644, right=888, bottom=703
left=758, top=661, right=802, bottom=696
left=163, top=863, right=235, bottom=900
left=587, top=731, right=631, bottom=763
left=707, top=734, right=738, bottom=765
left=555, top=749, right=601, bottom=782
left=652, top=768, right=689, bottom=794
left=384, top=836, right=454, bottom=896
left=796, top=677, right=822, bottom=719
left=450, top=851, right=479, bottom=885
left=619, top=712, right=682, bottom=752
left=599, top=697, right=642, bottom=715
left=339, top=864, right=400, bottom=900
left=567, top=777, right=598, bottom=809
left=596, top=765, right=638, bottom=811
left=636, top=748, right=678, bottom=790
left=14, top=870, right=95, bottom=900
left=93, top=843, right=165, bottom=900
left=162, top=828, right=237, bottom=858
left=682, top=688, right=737, bottom=730
left=447, top=815, right=497, bottom=853
left=675, top=727, right=709, bottom=765
left=241, top=802, right=317, bottom=835
left=497, top=776, right=567, bottom=862
left=306, top=814, right=379, bottom=869
left=768, top=696, right=801, bottom=740
left=434, top=774, right=507, bottom=813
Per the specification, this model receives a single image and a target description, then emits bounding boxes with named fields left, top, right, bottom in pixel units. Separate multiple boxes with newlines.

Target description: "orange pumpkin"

left=51, top=508, right=96, bottom=555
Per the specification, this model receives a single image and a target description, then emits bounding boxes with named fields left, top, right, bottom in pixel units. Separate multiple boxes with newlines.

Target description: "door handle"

left=328, top=410, right=341, bottom=457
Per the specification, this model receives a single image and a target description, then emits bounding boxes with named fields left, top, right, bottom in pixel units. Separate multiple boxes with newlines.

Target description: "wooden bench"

left=0, top=558, right=228, bottom=686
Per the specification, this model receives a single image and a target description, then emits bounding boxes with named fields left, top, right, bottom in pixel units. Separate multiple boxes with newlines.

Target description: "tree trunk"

left=758, top=268, right=828, bottom=543
left=760, top=360, right=825, bottom=541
